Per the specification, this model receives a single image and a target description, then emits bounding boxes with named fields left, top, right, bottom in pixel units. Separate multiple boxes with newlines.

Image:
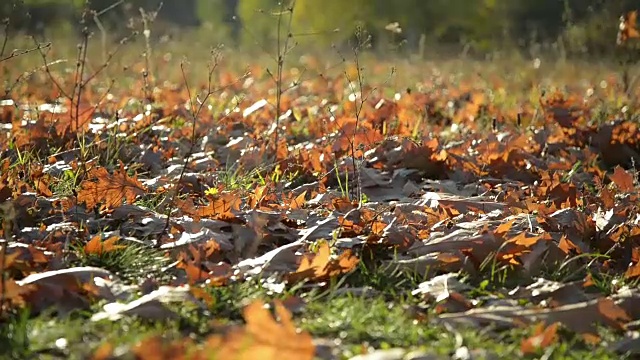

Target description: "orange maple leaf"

left=286, top=242, right=359, bottom=283
left=203, top=300, right=315, bottom=360
left=77, top=163, right=146, bottom=211
left=84, top=235, right=126, bottom=255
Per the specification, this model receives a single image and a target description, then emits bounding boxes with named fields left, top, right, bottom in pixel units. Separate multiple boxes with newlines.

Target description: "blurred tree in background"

left=1, top=0, right=637, bottom=56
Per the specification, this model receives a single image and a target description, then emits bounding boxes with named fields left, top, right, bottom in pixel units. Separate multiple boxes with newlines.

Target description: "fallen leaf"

left=84, top=235, right=126, bottom=255
left=91, top=285, right=204, bottom=321
left=439, top=296, right=631, bottom=341
left=203, top=300, right=315, bottom=360
left=521, top=322, right=560, bottom=355
left=609, top=166, right=635, bottom=192
left=77, top=164, right=147, bottom=211
left=286, top=242, right=359, bottom=283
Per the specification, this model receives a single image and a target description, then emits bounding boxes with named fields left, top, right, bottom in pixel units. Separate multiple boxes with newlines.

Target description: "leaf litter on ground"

left=2, top=34, right=640, bottom=359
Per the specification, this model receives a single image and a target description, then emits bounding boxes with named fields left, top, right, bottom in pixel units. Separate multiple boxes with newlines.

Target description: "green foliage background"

left=2, top=0, right=638, bottom=55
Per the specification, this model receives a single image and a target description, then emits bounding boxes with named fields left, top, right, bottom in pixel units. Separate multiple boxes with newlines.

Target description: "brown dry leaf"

left=600, top=187, right=616, bottom=208
left=609, top=166, right=635, bottom=192
left=286, top=242, right=359, bottom=283
left=331, top=197, right=357, bottom=212
left=206, top=194, right=242, bottom=220
left=433, top=291, right=474, bottom=314
left=0, top=184, right=11, bottom=202
left=439, top=296, right=631, bottom=341
left=190, top=287, right=216, bottom=307
left=494, top=219, right=516, bottom=239
left=177, top=255, right=231, bottom=286
left=289, top=190, right=308, bottom=210
left=581, top=274, right=596, bottom=289
left=235, top=239, right=304, bottom=277
left=618, top=10, right=640, bottom=45
left=0, top=279, right=36, bottom=306
left=625, top=261, right=640, bottom=280
left=437, top=198, right=506, bottom=216
left=509, top=279, right=590, bottom=307
left=204, top=239, right=222, bottom=258
left=84, top=235, right=126, bottom=256
left=77, top=164, right=147, bottom=211
left=35, top=177, right=53, bottom=197
left=178, top=260, right=211, bottom=284
left=16, top=267, right=114, bottom=314
left=558, top=235, right=581, bottom=255
left=177, top=193, right=241, bottom=221
left=250, top=185, right=267, bottom=209
left=0, top=249, right=22, bottom=270
left=133, top=335, right=196, bottom=360
left=204, top=300, right=315, bottom=360
left=387, top=252, right=473, bottom=278
left=521, top=322, right=560, bottom=355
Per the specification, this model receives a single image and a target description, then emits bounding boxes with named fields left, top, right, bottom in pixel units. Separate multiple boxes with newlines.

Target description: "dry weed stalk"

left=159, top=50, right=222, bottom=239
left=159, top=50, right=250, bottom=242
left=139, top=3, right=163, bottom=103
left=270, top=1, right=295, bottom=156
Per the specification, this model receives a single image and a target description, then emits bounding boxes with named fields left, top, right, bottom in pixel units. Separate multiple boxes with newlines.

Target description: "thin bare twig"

left=3, top=59, right=66, bottom=98
left=95, top=0, right=125, bottom=17
left=34, top=38, right=72, bottom=100
left=266, top=0, right=296, bottom=157
left=158, top=61, right=251, bottom=243
left=74, top=24, right=90, bottom=132
left=349, top=27, right=367, bottom=205
left=159, top=50, right=221, bottom=240
left=139, top=3, right=163, bottom=102
left=0, top=42, right=51, bottom=63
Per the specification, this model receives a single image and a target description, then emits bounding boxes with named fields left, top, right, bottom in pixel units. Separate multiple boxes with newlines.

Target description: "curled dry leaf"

left=626, top=260, right=640, bottom=280
left=15, top=267, right=114, bottom=314
left=91, top=285, right=204, bottom=322
left=412, top=273, right=471, bottom=302
left=388, top=252, right=473, bottom=279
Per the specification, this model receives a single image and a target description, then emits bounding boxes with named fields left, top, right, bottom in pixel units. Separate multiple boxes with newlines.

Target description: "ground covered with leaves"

left=1, top=38, right=640, bottom=359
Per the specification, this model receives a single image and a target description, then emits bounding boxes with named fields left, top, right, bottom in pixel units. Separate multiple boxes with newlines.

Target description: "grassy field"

left=1, top=26, right=640, bottom=360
